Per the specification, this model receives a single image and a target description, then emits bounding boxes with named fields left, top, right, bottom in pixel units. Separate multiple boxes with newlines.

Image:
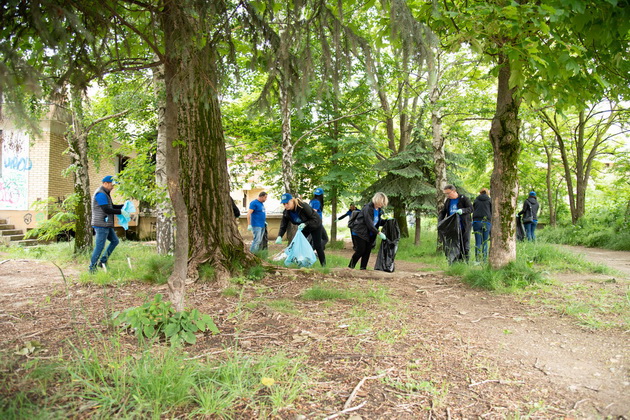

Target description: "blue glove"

left=247, top=224, right=253, bottom=231
left=455, top=209, right=463, bottom=215
left=298, top=223, right=306, bottom=231
left=378, top=232, right=386, bottom=240
left=275, top=236, right=283, bottom=244
left=121, top=210, right=131, bottom=219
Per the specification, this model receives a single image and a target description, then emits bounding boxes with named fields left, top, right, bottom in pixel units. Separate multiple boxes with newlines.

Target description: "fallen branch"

left=469, top=379, right=524, bottom=387
left=344, top=368, right=395, bottom=410
left=323, top=400, right=367, bottom=420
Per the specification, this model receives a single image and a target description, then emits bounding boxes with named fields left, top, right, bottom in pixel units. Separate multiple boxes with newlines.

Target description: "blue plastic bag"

left=284, top=230, right=317, bottom=268
left=116, top=200, right=136, bottom=230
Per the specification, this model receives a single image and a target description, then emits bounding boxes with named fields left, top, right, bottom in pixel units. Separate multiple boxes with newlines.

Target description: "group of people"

left=88, top=175, right=538, bottom=273
left=246, top=188, right=391, bottom=269
left=438, top=184, right=540, bottom=264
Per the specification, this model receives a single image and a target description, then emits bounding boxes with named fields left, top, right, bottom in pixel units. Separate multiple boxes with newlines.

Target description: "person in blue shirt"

left=336, top=204, right=357, bottom=221
left=309, top=187, right=329, bottom=248
left=275, top=193, right=326, bottom=267
left=89, top=175, right=130, bottom=273
left=348, top=192, right=388, bottom=270
left=247, top=191, right=267, bottom=252
left=438, top=184, right=473, bottom=263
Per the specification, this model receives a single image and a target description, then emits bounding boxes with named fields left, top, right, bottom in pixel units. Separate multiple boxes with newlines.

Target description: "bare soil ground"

left=0, top=244, right=628, bottom=419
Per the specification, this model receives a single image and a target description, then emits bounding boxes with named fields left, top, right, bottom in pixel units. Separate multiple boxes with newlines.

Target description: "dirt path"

left=1, top=246, right=628, bottom=418
left=560, top=245, right=630, bottom=278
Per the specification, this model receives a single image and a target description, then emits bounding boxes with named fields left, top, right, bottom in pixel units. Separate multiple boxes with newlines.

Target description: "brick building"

left=0, top=104, right=132, bottom=243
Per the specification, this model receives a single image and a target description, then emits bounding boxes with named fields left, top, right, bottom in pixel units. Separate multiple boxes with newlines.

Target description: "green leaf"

left=164, top=322, right=179, bottom=337
left=143, top=325, right=155, bottom=338
left=182, top=331, right=197, bottom=345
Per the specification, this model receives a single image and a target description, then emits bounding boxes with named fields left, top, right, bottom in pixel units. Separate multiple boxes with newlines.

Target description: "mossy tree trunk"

left=489, top=53, right=521, bottom=269
left=162, top=2, right=253, bottom=310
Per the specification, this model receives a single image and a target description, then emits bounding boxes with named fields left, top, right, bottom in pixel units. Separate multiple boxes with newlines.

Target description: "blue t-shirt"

left=249, top=199, right=266, bottom=227
left=449, top=198, right=460, bottom=215
left=288, top=211, right=303, bottom=224
left=310, top=200, right=322, bottom=217
left=95, top=192, right=109, bottom=206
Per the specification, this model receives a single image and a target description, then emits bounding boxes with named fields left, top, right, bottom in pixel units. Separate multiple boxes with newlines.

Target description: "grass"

left=538, top=223, right=630, bottom=251
left=0, top=337, right=312, bottom=419
left=301, top=283, right=390, bottom=303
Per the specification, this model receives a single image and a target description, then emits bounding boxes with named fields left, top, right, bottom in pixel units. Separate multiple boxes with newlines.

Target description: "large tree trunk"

left=152, top=64, right=174, bottom=254
left=488, top=54, right=521, bottom=269
left=543, top=142, right=557, bottom=226
left=280, top=79, right=295, bottom=194
left=575, top=110, right=587, bottom=221
left=392, top=197, right=409, bottom=238
left=162, top=2, right=253, bottom=309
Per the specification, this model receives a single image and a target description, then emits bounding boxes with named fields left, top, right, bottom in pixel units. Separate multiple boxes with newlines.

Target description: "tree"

left=539, top=101, right=629, bottom=224
left=421, top=0, right=629, bottom=268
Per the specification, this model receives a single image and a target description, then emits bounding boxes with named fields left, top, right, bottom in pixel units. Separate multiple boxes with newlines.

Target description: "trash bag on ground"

left=437, top=213, right=463, bottom=265
left=284, top=230, right=317, bottom=268
left=516, top=215, right=525, bottom=241
left=375, top=219, right=401, bottom=272
left=116, top=200, right=136, bottom=230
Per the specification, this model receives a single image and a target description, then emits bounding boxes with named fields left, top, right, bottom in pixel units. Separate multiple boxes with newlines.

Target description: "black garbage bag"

left=261, top=226, right=268, bottom=250
left=375, top=219, right=401, bottom=272
left=437, top=213, right=463, bottom=265
left=516, top=215, right=525, bottom=242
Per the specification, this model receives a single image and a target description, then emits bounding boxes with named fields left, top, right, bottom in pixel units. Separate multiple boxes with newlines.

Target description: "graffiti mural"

left=0, top=130, right=30, bottom=210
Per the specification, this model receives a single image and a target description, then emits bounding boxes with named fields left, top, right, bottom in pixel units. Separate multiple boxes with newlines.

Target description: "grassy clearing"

left=538, top=222, right=630, bottom=251
left=301, top=283, right=390, bottom=304
left=0, top=337, right=312, bottom=419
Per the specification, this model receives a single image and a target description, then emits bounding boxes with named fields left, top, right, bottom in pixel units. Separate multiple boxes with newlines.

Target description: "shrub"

left=112, top=294, right=219, bottom=345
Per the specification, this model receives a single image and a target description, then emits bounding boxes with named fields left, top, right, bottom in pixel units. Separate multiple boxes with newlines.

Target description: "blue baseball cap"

left=314, top=187, right=324, bottom=196
left=280, top=193, right=293, bottom=204
left=529, top=191, right=536, bottom=197
left=102, top=175, right=116, bottom=183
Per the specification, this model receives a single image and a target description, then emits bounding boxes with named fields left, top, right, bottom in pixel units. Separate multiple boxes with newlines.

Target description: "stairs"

left=0, top=219, right=39, bottom=246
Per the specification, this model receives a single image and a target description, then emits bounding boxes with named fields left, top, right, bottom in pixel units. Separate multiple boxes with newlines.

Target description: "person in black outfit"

left=472, top=188, right=492, bottom=262
left=518, top=191, right=540, bottom=241
left=348, top=192, right=388, bottom=270
left=438, top=184, right=473, bottom=263
left=275, top=193, right=326, bottom=266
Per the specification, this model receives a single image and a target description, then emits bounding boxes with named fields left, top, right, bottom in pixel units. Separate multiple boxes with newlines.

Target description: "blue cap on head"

left=529, top=191, right=536, bottom=197
left=314, top=187, right=324, bottom=196
left=102, top=175, right=116, bottom=183
left=280, top=193, right=293, bottom=204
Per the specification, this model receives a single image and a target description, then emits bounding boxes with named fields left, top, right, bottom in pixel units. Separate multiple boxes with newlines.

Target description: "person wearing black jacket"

left=349, top=192, right=388, bottom=270
left=518, top=191, right=540, bottom=241
left=472, top=188, right=492, bottom=262
left=438, top=184, right=473, bottom=263
left=275, top=193, right=326, bottom=266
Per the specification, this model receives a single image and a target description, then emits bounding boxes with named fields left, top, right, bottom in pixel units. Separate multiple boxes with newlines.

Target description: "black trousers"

left=302, top=225, right=326, bottom=266
left=349, top=235, right=375, bottom=270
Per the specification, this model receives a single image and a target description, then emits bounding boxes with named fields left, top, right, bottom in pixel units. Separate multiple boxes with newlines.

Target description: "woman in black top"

left=348, top=192, right=388, bottom=270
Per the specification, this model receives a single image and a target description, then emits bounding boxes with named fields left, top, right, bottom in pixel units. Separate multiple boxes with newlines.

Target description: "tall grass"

left=1, top=336, right=311, bottom=419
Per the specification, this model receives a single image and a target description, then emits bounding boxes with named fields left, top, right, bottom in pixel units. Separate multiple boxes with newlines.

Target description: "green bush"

left=112, top=294, right=219, bottom=345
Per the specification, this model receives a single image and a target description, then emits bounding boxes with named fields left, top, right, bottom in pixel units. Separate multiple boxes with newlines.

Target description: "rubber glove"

left=455, top=209, right=463, bottom=215
left=121, top=210, right=131, bottom=219
left=298, top=223, right=306, bottom=231
left=378, top=232, right=386, bottom=240
left=247, top=224, right=253, bottom=231
left=275, top=236, right=283, bottom=244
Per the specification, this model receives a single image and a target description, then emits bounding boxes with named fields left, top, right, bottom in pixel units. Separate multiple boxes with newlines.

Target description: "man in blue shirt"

left=89, top=175, right=130, bottom=273
left=247, top=191, right=267, bottom=252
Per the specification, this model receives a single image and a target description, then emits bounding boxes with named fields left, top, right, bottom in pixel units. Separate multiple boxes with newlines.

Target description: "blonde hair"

left=372, top=192, right=389, bottom=208
left=480, top=188, right=489, bottom=195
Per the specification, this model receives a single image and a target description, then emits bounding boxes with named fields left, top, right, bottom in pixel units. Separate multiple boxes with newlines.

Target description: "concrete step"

left=0, top=219, right=6, bottom=224
left=16, top=239, right=39, bottom=247
left=0, top=234, right=25, bottom=245
left=0, top=224, right=16, bottom=230
left=0, top=229, right=22, bottom=236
